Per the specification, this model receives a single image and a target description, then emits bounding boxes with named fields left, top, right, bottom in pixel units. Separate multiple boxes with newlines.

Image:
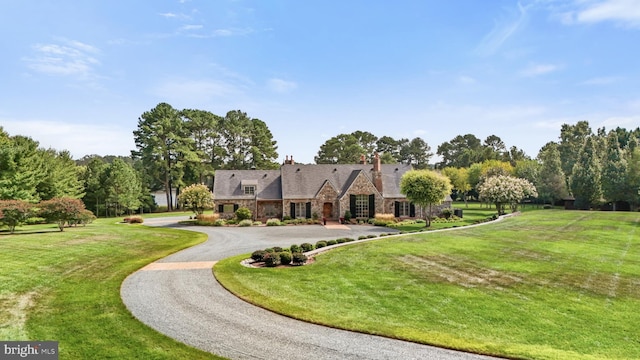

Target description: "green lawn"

left=0, top=218, right=223, bottom=359
left=215, top=210, right=640, bottom=360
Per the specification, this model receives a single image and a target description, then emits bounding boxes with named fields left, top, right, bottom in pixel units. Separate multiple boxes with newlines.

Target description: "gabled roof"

left=213, top=170, right=282, bottom=200
left=280, top=163, right=412, bottom=199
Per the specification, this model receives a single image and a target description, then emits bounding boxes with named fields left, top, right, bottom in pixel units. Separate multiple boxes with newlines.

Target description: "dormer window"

left=241, top=179, right=258, bottom=196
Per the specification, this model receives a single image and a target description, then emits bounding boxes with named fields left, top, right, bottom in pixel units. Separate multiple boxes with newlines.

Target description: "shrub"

left=358, top=235, right=367, bottom=240
left=344, top=210, right=352, bottom=222
left=253, top=221, right=262, bottom=226
left=312, top=212, right=319, bottom=221
left=440, top=208, right=453, bottom=219
left=213, top=219, right=226, bottom=226
left=178, top=184, right=214, bottom=215
left=264, top=248, right=274, bottom=253
left=266, top=218, right=282, bottom=226
left=300, top=243, right=314, bottom=252
left=124, top=216, right=144, bottom=224
left=251, top=250, right=267, bottom=262
left=279, top=252, right=292, bottom=265
left=39, top=197, right=88, bottom=231
left=336, top=238, right=346, bottom=244
left=416, top=219, right=426, bottom=224
left=76, top=209, right=96, bottom=226
left=367, top=234, right=377, bottom=239
left=0, top=200, right=35, bottom=233
left=315, top=241, right=327, bottom=249
left=326, top=239, right=337, bottom=246
left=543, top=204, right=553, bottom=209
left=290, top=244, right=301, bottom=253
left=282, top=215, right=292, bottom=221
left=235, top=207, right=252, bottom=221
left=291, top=252, right=308, bottom=266
left=344, top=237, right=355, bottom=242
left=196, top=213, right=220, bottom=223
left=272, top=247, right=283, bottom=252
left=264, top=252, right=280, bottom=267
left=25, top=217, right=46, bottom=225
left=238, top=219, right=253, bottom=227
left=226, top=219, right=237, bottom=225
left=375, top=213, right=395, bottom=222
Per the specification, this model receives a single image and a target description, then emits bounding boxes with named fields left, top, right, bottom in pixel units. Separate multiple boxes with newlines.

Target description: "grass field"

left=215, top=210, right=640, bottom=360
left=0, top=218, right=223, bottom=359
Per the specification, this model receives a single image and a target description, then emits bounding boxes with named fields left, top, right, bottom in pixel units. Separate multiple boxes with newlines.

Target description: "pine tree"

left=537, top=143, right=568, bottom=204
left=601, top=132, right=628, bottom=210
left=570, top=136, right=602, bottom=209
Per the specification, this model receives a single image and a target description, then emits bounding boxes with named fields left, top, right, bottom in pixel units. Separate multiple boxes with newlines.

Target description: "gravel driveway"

left=121, top=217, right=498, bottom=360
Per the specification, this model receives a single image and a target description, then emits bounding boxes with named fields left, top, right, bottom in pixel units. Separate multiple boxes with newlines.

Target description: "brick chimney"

left=284, top=155, right=295, bottom=165
left=373, top=153, right=383, bottom=193
left=360, top=154, right=367, bottom=164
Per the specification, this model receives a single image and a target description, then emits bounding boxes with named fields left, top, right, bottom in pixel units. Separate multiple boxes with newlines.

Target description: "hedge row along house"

left=212, top=154, right=452, bottom=222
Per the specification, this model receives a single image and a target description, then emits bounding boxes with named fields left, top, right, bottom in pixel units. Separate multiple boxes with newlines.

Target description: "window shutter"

left=218, top=204, right=224, bottom=213
left=233, top=204, right=239, bottom=212
left=290, top=202, right=296, bottom=218
left=410, top=203, right=416, bottom=217
left=349, top=195, right=356, bottom=216
left=394, top=201, right=400, bottom=217
left=368, top=194, right=375, bottom=218
left=305, top=202, right=311, bottom=219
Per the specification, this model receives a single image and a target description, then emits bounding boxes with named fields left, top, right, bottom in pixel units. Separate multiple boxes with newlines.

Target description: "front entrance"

left=323, top=202, right=333, bottom=219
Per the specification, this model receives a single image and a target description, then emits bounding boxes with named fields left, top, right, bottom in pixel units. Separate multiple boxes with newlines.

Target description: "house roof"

left=280, top=163, right=412, bottom=199
left=213, top=170, right=282, bottom=200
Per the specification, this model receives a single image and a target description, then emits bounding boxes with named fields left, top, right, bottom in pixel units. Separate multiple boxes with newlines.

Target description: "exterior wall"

left=215, top=199, right=255, bottom=219
left=256, top=201, right=283, bottom=221
left=313, top=182, right=339, bottom=219
left=338, top=173, right=384, bottom=218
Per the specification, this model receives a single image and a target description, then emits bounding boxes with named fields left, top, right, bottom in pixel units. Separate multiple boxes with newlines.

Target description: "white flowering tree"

left=477, top=175, right=537, bottom=215
left=177, top=184, right=214, bottom=215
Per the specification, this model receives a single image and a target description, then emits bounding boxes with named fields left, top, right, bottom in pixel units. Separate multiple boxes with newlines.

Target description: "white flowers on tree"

left=477, top=175, right=537, bottom=215
left=178, top=184, right=214, bottom=215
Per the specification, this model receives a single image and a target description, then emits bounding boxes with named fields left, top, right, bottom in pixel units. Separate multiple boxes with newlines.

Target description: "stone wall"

left=338, top=172, right=384, bottom=218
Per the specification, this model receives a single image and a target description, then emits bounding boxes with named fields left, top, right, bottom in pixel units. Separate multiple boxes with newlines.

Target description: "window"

left=398, top=201, right=411, bottom=217
left=263, top=203, right=278, bottom=218
left=355, top=194, right=369, bottom=218
left=223, top=204, right=235, bottom=213
left=295, top=203, right=306, bottom=218
left=244, top=186, right=255, bottom=195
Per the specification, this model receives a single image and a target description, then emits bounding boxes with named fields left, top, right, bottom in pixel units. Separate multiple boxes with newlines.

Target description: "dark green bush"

left=251, top=250, right=267, bottom=262
left=336, top=238, right=346, bottom=244
left=290, top=244, right=301, bottom=253
left=441, top=208, right=453, bottom=219
left=282, top=215, right=292, bottom=221
left=264, top=248, right=274, bottom=253
left=279, top=252, right=292, bottom=265
left=272, top=246, right=283, bottom=252
left=326, top=239, right=337, bottom=246
left=344, top=237, right=355, bottom=242
left=358, top=235, right=367, bottom=240
left=367, top=235, right=377, bottom=239
left=264, top=252, right=280, bottom=267
left=235, top=207, right=252, bottom=221
left=300, top=243, right=314, bottom=252
left=344, top=210, right=352, bottom=222
left=315, top=241, right=327, bottom=248
left=291, top=252, right=307, bottom=265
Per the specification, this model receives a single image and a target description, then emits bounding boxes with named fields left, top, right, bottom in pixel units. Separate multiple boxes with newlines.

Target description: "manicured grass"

left=215, top=210, right=640, bottom=360
left=0, top=218, right=223, bottom=359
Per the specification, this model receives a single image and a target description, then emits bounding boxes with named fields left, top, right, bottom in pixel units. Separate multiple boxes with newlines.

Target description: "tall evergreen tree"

left=0, top=134, right=45, bottom=201
left=104, top=158, right=142, bottom=215
left=399, top=137, right=433, bottom=169
left=536, top=143, right=567, bottom=204
left=132, top=103, right=195, bottom=211
left=601, top=132, right=628, bottom=210
left=315, top=134, right=365, bottom=164
left=570, top=136, right=602, bottom=209
left=558, top=121, right=592, bottom=181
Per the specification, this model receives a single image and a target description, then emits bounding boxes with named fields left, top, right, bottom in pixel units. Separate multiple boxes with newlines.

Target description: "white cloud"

left=600, top=115, right=640, bottom=128
left=458, top=75, right=476, bottom=84
left=151, top=78, right=242, bottom=105
left=24, top=39, right=101, bottom=78
left=475, top=2, right=533, bottom=56
left=180, top=24, right=203, bottom=31
left=579, top=76, right=620, bottom=85
left=1, top=119, right=134, bottom=158
left=267, top=78, right=297, bottom=93
left=520, top=63, right=561, bottom=77
left=576, top=0, right=640, bottom=27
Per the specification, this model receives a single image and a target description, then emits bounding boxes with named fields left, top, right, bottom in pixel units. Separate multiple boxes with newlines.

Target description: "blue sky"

left=1, top=0, right=639, bottom=164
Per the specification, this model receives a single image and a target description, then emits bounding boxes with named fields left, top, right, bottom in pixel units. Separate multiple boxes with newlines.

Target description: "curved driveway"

left=121, top=217, right=498, bottom=360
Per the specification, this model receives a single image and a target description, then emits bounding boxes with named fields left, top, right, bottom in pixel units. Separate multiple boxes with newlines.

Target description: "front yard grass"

left=215, top=210, right=640, bottom=360
left=0, top=218, right=223, bottom=359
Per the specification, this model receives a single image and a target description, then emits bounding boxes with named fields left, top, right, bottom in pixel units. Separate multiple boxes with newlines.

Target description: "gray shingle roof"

left=280, top=163, right=412, bottom=199
left=213, top=170, right=282, bottom=200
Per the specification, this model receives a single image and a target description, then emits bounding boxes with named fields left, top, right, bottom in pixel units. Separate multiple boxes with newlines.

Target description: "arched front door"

left=323, top=202, right=333, bottom=219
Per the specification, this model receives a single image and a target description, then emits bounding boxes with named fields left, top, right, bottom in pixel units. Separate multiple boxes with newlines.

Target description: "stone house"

left=212, top=154, right=451, bottom=221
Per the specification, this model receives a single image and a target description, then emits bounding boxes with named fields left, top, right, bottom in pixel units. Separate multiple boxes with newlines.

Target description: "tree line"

left=2, top=101, right=640, bottom=223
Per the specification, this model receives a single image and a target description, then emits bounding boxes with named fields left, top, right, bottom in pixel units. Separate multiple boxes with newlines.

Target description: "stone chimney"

left=360, top=154, right=367, bottom=164
left=373, top=152, right=383, bottom=193
left=284, top=155, right=295, bottom=165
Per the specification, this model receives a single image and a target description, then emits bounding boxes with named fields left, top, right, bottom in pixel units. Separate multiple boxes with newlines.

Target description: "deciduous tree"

left=39, top=197, right=88, bottom=231
left=477, top=175, right=537, bottom=215
left=178, top=183, right=214, bottom=215
left=400, top=170, right=452, bottom=227
left=0, top=199, right=34, bottom=233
